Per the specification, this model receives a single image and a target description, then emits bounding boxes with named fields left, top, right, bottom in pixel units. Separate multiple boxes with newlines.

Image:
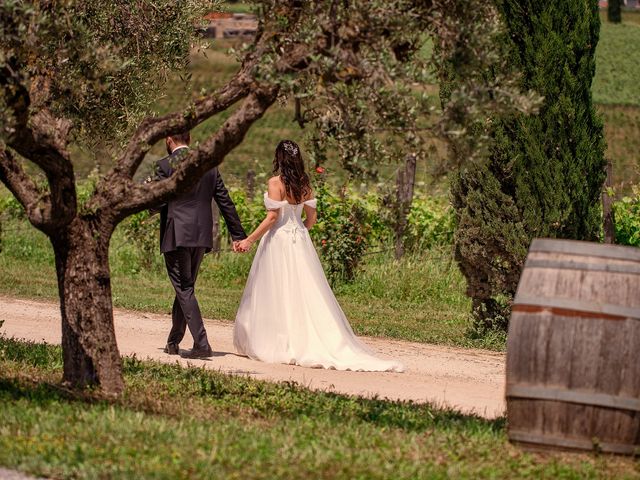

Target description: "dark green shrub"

left=450, top=0, right=606, bottom=332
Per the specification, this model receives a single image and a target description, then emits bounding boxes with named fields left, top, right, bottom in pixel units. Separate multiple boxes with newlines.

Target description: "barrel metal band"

left=509, top=430, right=638, bottom=455
left=530, top=238, right=640, bottom=262
left=506, top=384, right=640, bottom=412
left=512, top=296, right=640, bottom=321
left=525, top=258, right=640, bottom=276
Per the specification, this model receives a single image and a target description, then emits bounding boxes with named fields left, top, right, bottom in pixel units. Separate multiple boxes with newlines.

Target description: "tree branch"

left=0, top=148, right=55, bottom=231
left=111, top=85, right=280, bottom=219
left=4, top=70, right=78, bottom=228
left=109, top=69, right=256, bottom=181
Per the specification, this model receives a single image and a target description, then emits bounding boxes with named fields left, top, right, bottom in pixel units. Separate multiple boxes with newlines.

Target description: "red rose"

left=315, top=166, right=325, bottom=174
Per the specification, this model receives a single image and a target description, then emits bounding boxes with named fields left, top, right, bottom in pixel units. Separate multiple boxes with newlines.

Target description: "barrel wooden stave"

left=507, top=239, right=640, bottom=454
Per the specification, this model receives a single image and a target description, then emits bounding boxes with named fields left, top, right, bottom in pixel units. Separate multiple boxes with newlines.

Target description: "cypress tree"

left=451, top=0, right=606, bottom=332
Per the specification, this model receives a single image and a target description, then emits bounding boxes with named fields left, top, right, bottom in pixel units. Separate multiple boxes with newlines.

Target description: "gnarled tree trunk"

left=51, top=216, right=124, bottom=394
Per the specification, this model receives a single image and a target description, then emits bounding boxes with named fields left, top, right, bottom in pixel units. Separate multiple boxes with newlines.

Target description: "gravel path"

left=0, top=468, right=44, bottom=480
left=0, top=296, right=506, bottom=418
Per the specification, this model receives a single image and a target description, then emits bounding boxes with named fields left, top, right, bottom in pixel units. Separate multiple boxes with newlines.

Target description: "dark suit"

left=155, top=146, right=246, bottom=350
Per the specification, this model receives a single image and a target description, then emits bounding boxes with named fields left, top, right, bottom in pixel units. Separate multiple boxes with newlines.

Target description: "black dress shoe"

left=164, top=343, right=179, bottom=355
left=180, top=346, right=213, bottom=359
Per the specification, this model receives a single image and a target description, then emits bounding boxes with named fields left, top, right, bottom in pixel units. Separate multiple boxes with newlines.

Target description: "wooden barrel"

left=506, top=238, right=640, bottom=454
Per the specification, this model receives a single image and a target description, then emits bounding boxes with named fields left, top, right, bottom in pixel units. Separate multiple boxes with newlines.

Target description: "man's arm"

left=213, top=171, right=247, bottom=241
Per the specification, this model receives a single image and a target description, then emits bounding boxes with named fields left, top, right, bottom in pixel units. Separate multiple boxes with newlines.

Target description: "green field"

left=1, top=336, right=637, bottom=480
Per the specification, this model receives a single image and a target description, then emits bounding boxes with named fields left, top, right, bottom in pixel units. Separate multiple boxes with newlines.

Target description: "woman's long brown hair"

left=272, top=140, right=311, bottom=204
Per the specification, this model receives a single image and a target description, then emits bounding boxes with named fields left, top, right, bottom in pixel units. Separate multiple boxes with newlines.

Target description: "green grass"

left=0, top=337, right=637, bottom=479
left=594, top=17, right=640, bottom=106
left=223, top=1, right=255, bottom=14
left=0, top=216, right=482, bottom=349
left=595, top=10, right=640, bottom=191
left=599, top=105, right=640, bottom=191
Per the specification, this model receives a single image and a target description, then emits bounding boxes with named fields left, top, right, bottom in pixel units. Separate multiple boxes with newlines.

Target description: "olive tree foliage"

left=0, top=0, right=526, bottom=394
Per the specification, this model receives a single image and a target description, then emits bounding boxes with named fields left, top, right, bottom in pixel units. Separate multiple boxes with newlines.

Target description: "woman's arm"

left=236, top=178, right=282, bottom=251
left=303, top=204, right=317, bottom=230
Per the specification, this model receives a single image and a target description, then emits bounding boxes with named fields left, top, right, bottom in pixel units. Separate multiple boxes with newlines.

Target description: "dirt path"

left=0, top=296, right=506, bottom=419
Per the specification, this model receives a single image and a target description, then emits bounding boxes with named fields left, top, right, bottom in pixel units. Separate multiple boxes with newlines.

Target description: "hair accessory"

left=283, top=141, right=299, bottom=156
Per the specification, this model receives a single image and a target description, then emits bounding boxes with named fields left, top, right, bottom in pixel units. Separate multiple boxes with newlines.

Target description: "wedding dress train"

left=233, top=193, right=404, bottom=372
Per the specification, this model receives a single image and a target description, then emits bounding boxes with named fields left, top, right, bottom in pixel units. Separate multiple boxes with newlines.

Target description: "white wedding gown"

left=233, top=193, right=404, bottom=372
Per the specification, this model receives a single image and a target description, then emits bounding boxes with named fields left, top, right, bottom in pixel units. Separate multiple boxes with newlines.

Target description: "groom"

left=154, top=131, right=247, bottom=359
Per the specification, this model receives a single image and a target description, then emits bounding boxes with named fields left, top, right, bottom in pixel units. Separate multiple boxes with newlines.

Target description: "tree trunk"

left=51, top=217, right=124, bottom=395
left=394, top=154, right=417, bottom=260
left=608, top=0, right=622, bottom=23
left=602, top=159, right=615, bottom=244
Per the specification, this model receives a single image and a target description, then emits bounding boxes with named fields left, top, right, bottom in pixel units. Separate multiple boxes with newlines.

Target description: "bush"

left=97, top=182, right=457, bottom=284
left=405, top=196, right=455, bottom=251
left=312, top=183, right=370, bottom=284
left=0, top=192, right=25, bottom=220
left=120, top=210, right=161, bottom=270
left=614, top=187, right=640, bottom=246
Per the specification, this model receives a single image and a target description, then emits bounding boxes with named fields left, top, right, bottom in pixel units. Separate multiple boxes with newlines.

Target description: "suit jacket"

left=154, top=148, right=247, bottom=253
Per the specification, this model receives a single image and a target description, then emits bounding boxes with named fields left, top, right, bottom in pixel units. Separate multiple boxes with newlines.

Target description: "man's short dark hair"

left=170, top=131, right=191, bottom=145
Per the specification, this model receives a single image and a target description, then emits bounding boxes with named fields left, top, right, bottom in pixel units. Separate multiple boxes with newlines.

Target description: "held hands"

left=233, top=239, right=253, bottom=253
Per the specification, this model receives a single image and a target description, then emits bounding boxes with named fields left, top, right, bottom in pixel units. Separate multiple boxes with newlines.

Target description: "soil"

left=0, top=296, right=506, bottom=419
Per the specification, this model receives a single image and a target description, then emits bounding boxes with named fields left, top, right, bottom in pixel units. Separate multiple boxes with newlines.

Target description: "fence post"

left=246, top=169, right=256, bottom=200
left=394, top=153, right=417, bottom=260
left=602, top=159, right=615, bottom=244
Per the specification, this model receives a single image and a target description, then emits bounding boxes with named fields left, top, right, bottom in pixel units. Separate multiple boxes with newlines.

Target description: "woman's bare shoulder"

left=268, top=176, right=283, bottom=186
left=267, top=176, right=285, bottom=199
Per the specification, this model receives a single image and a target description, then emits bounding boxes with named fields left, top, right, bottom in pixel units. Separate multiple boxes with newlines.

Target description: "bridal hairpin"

left=283, top=141, right=299, bottom=156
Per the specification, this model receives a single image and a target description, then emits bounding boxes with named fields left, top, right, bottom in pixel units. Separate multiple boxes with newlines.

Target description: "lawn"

left=0, top=336, right=637, bottom=479
left=594, top=13, right=640, bottom=106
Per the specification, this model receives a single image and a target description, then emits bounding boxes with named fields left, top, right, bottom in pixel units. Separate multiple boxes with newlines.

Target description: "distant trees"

left=449, top=0, right=606, bottom=332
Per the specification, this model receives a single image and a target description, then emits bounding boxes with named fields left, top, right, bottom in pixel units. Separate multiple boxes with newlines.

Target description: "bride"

left=233, top=140, right=404, bottom=372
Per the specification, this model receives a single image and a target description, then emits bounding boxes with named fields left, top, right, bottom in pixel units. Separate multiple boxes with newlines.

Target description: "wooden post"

left=211, top=199, right=221, bottom=254
left=245, top=169, right=256, bottom=200
left=602, top=159, right=615, bottom=244
left=608, top=0, right=622, bottom=23
left=394, top=153, right=417, bottom=260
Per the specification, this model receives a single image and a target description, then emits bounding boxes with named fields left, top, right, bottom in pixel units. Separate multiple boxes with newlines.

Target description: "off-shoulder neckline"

left=264, top=192, right=316, bottom=206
